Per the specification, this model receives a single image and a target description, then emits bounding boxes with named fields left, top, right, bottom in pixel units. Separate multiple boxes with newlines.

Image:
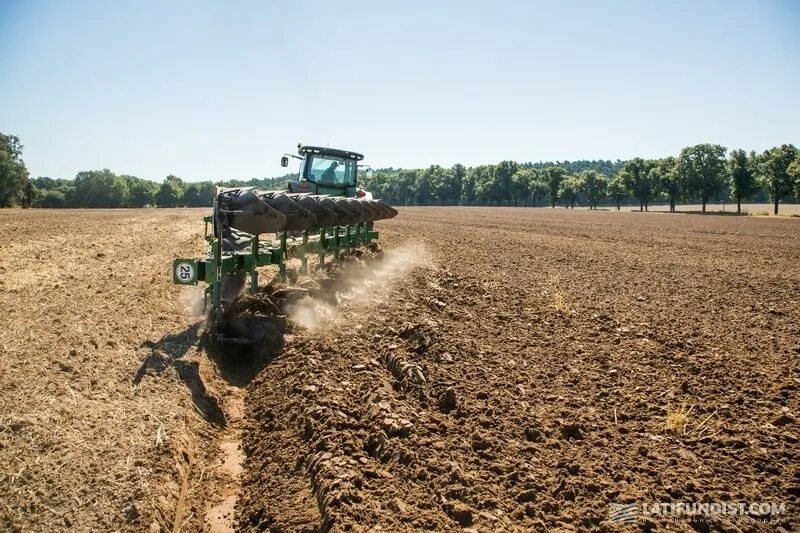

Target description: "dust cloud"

left=179, top=285, right=207, bottom=320
left=285, top=243, right=430, bottom=332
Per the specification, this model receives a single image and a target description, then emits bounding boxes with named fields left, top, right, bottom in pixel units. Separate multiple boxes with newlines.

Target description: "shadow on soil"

left=134, top=253, right=382, bottom=426
left=135, top=323, right=226, bottom=427
left=666, top=210, right=745, bottom=216
left=627, top=208, right=754, bottom=216
left=134, top=318, right=286, bottom=426
left=205, top=320, right=286, bottom=388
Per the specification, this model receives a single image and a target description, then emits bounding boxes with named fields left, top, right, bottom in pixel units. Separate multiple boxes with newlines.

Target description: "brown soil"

left=1, top=207, right=799, bottom=532
left=0, top=208, right=231, bottom=532
left=237, top=208, right=800, bottom=532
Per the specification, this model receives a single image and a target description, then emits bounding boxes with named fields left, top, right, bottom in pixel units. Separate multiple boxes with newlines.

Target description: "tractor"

left=284, top=144, right=374, bottom=199
left=171, top=144, right=396, bottom=343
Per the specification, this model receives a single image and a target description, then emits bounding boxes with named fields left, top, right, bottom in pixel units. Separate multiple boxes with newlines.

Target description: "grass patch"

left=664, top=400, right=693, bottom=435
left=552, top=291, right=569, bottom=314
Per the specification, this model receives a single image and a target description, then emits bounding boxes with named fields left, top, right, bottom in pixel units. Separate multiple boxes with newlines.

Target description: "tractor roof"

left=298, top=145, right=364, bottom=161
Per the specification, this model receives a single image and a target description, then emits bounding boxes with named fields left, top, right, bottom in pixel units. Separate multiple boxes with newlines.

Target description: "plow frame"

left=173, top=210, right=379, bottom=340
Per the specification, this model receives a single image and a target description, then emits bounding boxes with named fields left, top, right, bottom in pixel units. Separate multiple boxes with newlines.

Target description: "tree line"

left=363, top=144, right=800, bottom=215
left=29, top=172, right=291, bottom=208
left=2, top=132, right=799, bottom=214
left=0, top=133, right=291, bottom=208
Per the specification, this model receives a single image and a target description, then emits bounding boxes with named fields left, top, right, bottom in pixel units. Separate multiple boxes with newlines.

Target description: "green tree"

left=165, top=174, right=184, bottom=186
left=494, top=161, right=519, bottom=205
left=543, top=166, right=566, bottom=208
left=38, top=189, right=68, bottom=208
left=361, top=170, right=386, bottom=199
left=607, top=175, right=627, bottom=210
left=460, top=168, right=477, bottom=205
left=394, top=169, right=416, bottom=205
left=578, top=170, right=607, bottom=209
left=620, top=158, right=657, bottom=211
left=428, top=165, right=456, bottom=205
left=415, top=167, right=434, bottom=205
left=33, top=176, right=59, bottom=190
left=183, top=181, right=216, bottom=207
left=678, top=144, right=728, bottom=213
left=511, top=168, right=536, bottom=206
left=155, top=179, right=183, bottom=207
left=789, top=155, right=800, bottom=199
left=474, top=165, right=499, bottom=205
left=32, top=177, right=78, bottom=207
left=757, top=144, right=799, bottom=215
left=656, top=157, right=683, bottom=212
left=447, top=164, right=465, bottom=205
left=727, top=149, right=760, bottom=214
left=21, top=179, right=37, bottom=208
left=74, top=169, right=129, bottom=207
left=127, top=179, right=158, bottom=207
left=529, top=171, right=547, bottom=207
left=0, top=133, right=30, bottom=207
left=559, top=176, right=581, bottom=209
left=35, top=181, right=78, bottom=207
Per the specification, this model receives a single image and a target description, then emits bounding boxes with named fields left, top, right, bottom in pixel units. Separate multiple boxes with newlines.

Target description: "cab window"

left=307, top=155, right=356, bottom=187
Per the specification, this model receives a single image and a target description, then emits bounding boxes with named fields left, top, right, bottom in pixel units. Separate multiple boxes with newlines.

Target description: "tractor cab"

left=284, top=145, right=369, bottom=197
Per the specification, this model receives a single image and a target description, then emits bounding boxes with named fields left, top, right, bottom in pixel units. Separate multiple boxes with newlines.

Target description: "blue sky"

left=1, top=0, right=798, bottom=182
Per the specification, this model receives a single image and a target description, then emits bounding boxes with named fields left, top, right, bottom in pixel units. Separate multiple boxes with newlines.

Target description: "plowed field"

left=1, top=207, right=798, bottom=532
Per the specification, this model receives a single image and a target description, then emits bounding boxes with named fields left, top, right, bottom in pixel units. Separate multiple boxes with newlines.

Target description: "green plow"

left=172, top=187, right=397, bottom=343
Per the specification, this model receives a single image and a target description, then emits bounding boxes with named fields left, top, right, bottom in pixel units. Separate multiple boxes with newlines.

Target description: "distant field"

left=630, top=202, right=800, bottom=216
